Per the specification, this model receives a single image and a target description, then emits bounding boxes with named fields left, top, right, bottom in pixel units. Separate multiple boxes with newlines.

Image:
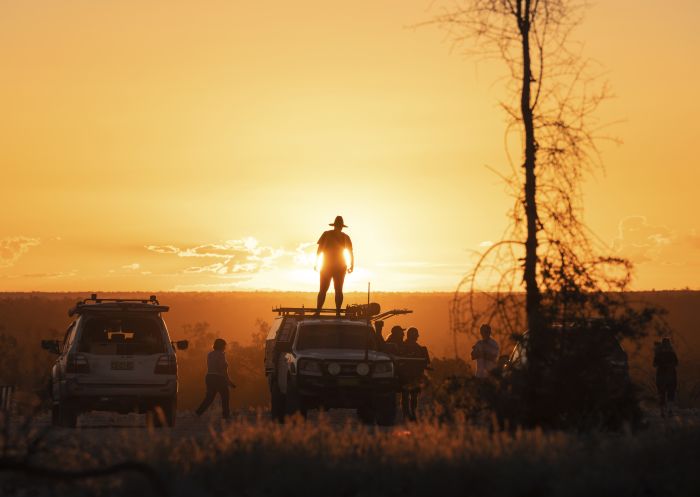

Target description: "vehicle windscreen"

left=296, top=324, right=376, bottom=351
left=78, top=314, right=166, bottom=355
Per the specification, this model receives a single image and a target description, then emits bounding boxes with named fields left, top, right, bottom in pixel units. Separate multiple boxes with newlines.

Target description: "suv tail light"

left=66, top=353, right=90, bottom=374
left=154, top=354, right=177, bottom=375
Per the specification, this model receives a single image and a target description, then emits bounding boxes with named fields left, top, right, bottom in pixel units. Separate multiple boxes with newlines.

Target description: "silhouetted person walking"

left=471, top=324, right=499, bottom=378
left=653, top=337, right=678, bottom=416
left=399, top=327, right=430, bottom=422
left=314, top=216, right=354, bottom=315
left=195, top=338, right=235, bottom=420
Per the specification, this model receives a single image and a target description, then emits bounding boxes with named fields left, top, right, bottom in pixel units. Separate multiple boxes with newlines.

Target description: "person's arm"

left=347, top=235, right=354, bottom=273
left=374, top=321, right=386, bottom=344
left=314, top=233, right=325, bottom=271
left=223, top=353, right=236, bottom=388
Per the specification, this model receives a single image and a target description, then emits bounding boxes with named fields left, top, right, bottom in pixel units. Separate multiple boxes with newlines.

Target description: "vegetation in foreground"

left=1, top=412, right=699, bottom=497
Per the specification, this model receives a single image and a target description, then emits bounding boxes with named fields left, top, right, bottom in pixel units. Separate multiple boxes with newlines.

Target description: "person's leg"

left=196, top=375, right=216, bottom=416
left=316, top=269, right=332, bottom=312
left=401, top=389, right=410, bottom=421
left=410, top=389, right=419, bottom=421
left=657, top=382, right=667, bottom=415
left=333, top=269, right=346, bottom=313
left=219, top=378, right=231, bottom=419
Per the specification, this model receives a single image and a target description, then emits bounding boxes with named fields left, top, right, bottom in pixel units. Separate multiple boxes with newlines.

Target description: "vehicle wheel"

left=147, top=400, right=175, bottom=428
left=284, top=376, right=306, bottom=419
left=356, top=405, right=376, bottom=425
left=270, top=377, right=286, bottom=423
left=51, top=404, right=61, bottom=427
left=162, top=398, right=177, bottom=427
left=58, top=402, right=78, bottom=428
left=375, top=394, right=396, bottom=426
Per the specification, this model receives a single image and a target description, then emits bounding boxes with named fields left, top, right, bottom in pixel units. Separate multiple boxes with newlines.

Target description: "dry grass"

left=3, top=411, right=700, bottom=497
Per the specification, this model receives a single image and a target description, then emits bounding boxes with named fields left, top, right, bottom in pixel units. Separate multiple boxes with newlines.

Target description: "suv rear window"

left=296, top=324, right=376, bottom=351
left=78, top=315, right=166, bottom=355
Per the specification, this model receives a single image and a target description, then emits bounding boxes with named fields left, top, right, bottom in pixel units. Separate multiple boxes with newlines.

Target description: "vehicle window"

left=296, top=324, right=376, bottom=351
left=62, top=322, right=77, bottom=352
left=78, top=315, right=165, bottom=355
left=267, top=318, right=283, bottom=341
left=277, top=320, right=296, bottom=342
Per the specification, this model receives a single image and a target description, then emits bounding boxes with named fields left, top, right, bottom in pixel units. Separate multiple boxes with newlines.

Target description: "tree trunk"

left=519, top=0, right=541, bottom=334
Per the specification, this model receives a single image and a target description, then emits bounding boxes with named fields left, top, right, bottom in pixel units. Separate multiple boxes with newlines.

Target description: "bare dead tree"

left=422, top=1, right=647, bottom=341
left=424, top=0, right=667, bottom=427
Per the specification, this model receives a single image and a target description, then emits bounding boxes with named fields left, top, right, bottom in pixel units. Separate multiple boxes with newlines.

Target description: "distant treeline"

left=1, top=291, right=699, bottom=408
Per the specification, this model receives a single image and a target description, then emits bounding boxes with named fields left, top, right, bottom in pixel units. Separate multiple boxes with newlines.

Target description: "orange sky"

left=1, top=0, right=699, bottom=292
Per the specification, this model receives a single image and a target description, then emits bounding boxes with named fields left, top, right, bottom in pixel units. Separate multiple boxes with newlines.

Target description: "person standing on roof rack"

left=314, top=215, right=354, bottom=316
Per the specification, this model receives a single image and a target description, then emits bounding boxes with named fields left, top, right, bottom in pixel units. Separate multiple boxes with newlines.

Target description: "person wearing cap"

left=195, top=338, right=236, bottom=420
left=471, top=324, right=499, bottom=378
left=382, top=325, right=405, bottom=354
left=314, top=215, right=354, bottom=316
left=399, top=327, right=430, bottom=421
left=653, top=337, right=679, bottom=416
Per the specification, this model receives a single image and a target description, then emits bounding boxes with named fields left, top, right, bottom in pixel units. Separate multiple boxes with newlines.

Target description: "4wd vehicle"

left=41, top=295, right=187, bottom=428
left=501, top=321, right=638, bottom=428
left=264, top=304, right=411, bottom=425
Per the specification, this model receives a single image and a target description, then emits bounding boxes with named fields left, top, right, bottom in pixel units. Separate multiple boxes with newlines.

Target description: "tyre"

left=58, top=402, right=78, bottom=428
left=161, top=398, right=177, bottom=427
left=375, top=394, right=397, bottom=426
left=270, top=376, right=286, bottom=423
left=284, top=376, right=306, bottom=419
left=148, top=399, right=176, bottom=428
left=51, top=404, right=61, bottom=427
left=356, top=405, right=376, bottom=425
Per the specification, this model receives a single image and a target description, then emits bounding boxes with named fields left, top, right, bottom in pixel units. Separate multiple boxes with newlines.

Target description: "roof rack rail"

left=272, top=303, right=412, bottom=322
left=68, top=294, right=168, bottom=317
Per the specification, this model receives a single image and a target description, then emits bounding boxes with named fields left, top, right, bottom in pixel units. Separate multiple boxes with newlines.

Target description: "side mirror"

left=175, top=340, right=189, bottom=351
left=41, top=340, right=61, bottom=355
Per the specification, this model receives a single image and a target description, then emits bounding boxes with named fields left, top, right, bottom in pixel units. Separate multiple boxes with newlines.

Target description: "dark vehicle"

left=264, top=304, right=411, bottom=425
left=41, top=295, right=188, bottom=428
left=502, top=321, right=637, bottom=428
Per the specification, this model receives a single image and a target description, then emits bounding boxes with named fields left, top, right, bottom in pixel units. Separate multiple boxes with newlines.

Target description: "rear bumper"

left=60, top=378, right=177, bottom=404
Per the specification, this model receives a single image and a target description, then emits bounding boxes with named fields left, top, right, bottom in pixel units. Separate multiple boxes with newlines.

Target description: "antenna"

left=364, top=281, right=371, bottom=361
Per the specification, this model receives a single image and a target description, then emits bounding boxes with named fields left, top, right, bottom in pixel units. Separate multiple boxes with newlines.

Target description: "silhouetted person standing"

left=196, top=338, right=235, bottom=420
left=471, top=324, right=499, bottom=378
left=400, top=327, right=430, bottom=422
left=315, top=216, right=354, bottom=315
left=653, top=337, right=678, bottom=416
left=383, top=325, right=405, bottom=354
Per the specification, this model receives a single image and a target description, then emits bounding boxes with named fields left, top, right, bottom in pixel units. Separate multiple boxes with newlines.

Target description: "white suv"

left=41, top=295, right=187, bottom=428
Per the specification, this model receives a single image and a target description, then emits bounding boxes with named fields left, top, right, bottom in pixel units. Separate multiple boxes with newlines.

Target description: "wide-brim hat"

left=329, top=215, right=348, bottom=228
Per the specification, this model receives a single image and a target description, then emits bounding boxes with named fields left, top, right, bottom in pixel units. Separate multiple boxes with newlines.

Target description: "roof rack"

left=68, top=294, right=169, bottom=317
left=272, top=303, right=412, bottom=322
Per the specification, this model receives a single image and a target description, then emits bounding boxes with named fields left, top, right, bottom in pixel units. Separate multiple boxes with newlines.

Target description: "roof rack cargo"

left=68, top=294, right=169, bottom=317
left=272, top=303, right=411, bottom=322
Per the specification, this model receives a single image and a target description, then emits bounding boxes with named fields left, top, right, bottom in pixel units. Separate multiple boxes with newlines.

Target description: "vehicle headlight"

left=373, top=361, right=394, bottom=377
left=298, top=359, right=322, bottom=376
left=327, top=362, right=341, bottom=376
left=356, top=362, right=370, bottom=376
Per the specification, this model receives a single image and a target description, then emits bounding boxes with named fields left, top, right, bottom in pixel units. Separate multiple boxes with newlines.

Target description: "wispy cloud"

left=147, top=237, right=290, bottom=276
left=19, top=270, right=77, bottom=279
left=121, top=262, right=141, bottom=271
left=0, top=236, right=40, bottom=267
left=613, top=216, right=700, bottom=268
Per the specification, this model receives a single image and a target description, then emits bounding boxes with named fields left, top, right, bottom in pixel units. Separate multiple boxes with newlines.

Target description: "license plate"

left=337, top=378, right=359, bottom=386
left=111, top=361, right=133, bottom=370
